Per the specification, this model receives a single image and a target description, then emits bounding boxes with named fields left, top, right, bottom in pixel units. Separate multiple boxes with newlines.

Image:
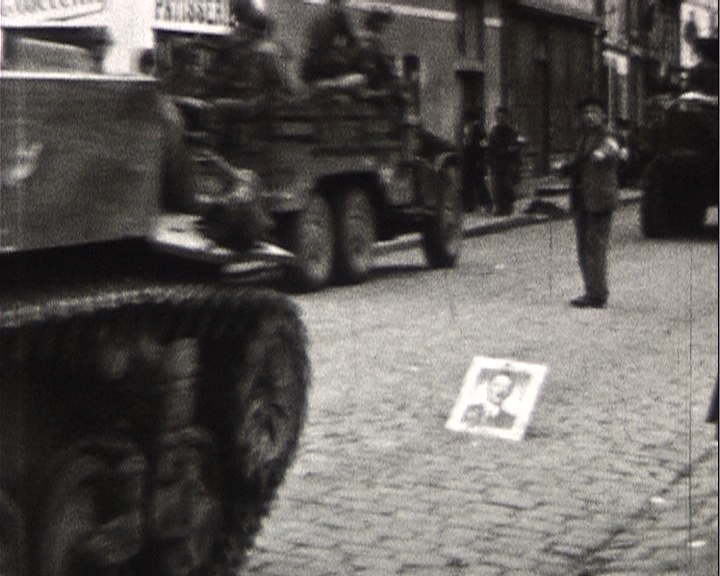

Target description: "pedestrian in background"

left=556, top=96, right=626, bottom=309
left=615, top=117, right=640, bottom=187
left=488, top=106, right=521, bottom=216
left=462, top=113, right=492, bottom=213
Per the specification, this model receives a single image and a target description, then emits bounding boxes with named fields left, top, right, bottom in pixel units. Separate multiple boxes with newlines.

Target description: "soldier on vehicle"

left=301, top=0, right=360, bottom=84
left=358, top=8, right=397, bottom=91
left=252, top=19, right=297, bottom=99
left=230, top=0, right=268, bottom=30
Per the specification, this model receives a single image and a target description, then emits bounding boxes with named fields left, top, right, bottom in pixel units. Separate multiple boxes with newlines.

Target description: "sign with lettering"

left=446, top=357, right=547, bottom=441
left=154, top=0, right=231, bottom=34
left=1, top=0, right=107, bottom=24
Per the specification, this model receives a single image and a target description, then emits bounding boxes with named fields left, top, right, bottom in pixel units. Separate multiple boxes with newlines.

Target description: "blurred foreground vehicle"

left=640, top=33, right=719, bottom=237
left=0, top=24, right=310, bottom=576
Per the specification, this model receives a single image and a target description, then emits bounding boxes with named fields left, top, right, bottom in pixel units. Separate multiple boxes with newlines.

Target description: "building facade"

left=455, top=0, right=600, bottom=174
left=601, top=0, right=685, bottom=127
left=3, top=0, right=689, bottom=174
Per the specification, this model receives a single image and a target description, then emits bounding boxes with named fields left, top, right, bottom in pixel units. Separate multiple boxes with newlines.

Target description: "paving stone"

left=558, top=529, right=614, bottom=551
left=443, top=564, right=503, bottom=576
left=483, top=489, right=540, bottom=510
left=243, top=205, right=718, bottom=576
left=549, top=544, right=588, bottom=559
left=531, top=558, right=579, bottom=576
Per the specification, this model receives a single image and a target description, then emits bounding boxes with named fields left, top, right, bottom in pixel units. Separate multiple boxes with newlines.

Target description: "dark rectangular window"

left=456, top=0, right=467, bottom=56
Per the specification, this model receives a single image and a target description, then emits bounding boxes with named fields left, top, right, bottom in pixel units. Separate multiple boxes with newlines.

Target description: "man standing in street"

left=488, top=106, right=521, bottom=216
left=462, top=112, right=492, bottom=213
left=557, top=96, right=626, bottom=309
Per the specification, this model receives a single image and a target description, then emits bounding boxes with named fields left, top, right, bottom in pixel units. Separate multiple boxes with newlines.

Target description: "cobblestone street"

left=244, top=204, right=718, bottom=576
left=582, top=443, right=718, bottom=575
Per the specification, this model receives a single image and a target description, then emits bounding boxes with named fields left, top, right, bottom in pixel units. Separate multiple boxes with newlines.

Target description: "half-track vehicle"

left=0, top=25, right=310, bottom=576
left=639, top=34, right=719, bottom=237
left=155, top=17, right=463, bottom=292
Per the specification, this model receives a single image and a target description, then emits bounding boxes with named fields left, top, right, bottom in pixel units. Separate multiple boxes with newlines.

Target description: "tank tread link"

left=0, top=282, right=310, bottom=576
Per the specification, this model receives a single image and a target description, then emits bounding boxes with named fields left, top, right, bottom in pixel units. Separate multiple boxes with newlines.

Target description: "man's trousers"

left=491, top=170, right=515, bottom=215
left=573, top=210, right=613, bottom=302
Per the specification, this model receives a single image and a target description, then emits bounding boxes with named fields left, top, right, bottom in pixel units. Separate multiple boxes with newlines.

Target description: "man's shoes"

left=570, top=295, right=607, bottom=309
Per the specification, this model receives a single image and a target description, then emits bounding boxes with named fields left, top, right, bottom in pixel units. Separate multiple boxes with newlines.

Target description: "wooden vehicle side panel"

left=243, top=99, right=415, bottom=212
left=0, top=75, right=164, bottom=252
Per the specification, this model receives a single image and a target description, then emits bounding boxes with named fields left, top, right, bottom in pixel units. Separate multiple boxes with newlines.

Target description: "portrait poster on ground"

left=446, top=356, right=548, bottom=441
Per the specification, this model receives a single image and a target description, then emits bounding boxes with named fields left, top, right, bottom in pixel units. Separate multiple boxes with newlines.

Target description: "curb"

left=373, top=191, right=642, bottom=257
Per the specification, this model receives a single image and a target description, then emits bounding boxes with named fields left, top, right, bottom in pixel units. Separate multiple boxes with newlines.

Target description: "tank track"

left=0, top=283, right=310, bottom=576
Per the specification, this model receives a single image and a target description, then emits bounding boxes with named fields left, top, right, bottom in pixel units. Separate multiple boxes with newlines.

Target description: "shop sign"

left=1, top=0, right=107, bottom=24
left=154, top=0, right=231, bottom=33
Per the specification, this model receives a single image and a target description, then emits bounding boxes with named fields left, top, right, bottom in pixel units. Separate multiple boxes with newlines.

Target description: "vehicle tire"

left=227, top=307, right=308, bottom=491
left=640, top=176, right=670, bottom=238
left=0, top=492, right=23, bottom=576
left=422, top=163, right=463, bottom=268
left=641, top=176, right=704, bottom=238
left=198, top=297, right=309, bottom=568
left=333, top=187, right=376, bottom=284
left=286, top=194, right=335, bottom=292
left=678, top=203, right=705, bottom=235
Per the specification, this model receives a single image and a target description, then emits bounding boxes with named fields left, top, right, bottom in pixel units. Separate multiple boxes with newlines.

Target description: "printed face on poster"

left=446, top=357, right=547, bottom=441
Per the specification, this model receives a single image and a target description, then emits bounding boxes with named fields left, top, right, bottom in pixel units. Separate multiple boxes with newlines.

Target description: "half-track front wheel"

left=286, top=194, right=335, bottom=291
left=333, top=187, right=376, bottom=284
left=422, top=163, right=463, bottom=268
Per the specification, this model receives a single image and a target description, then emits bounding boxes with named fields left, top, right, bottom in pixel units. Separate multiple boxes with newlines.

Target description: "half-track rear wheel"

left=0, top=286, right=309, bottom=576
left=333, top=187, right=376, bottom=284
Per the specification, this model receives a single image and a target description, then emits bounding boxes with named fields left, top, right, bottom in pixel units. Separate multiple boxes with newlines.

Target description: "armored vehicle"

left=640, top=35, right=719, bottom=237
left=156, top=19, right=463, bottom=292
left=0, top=25, right=310, bottom=576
